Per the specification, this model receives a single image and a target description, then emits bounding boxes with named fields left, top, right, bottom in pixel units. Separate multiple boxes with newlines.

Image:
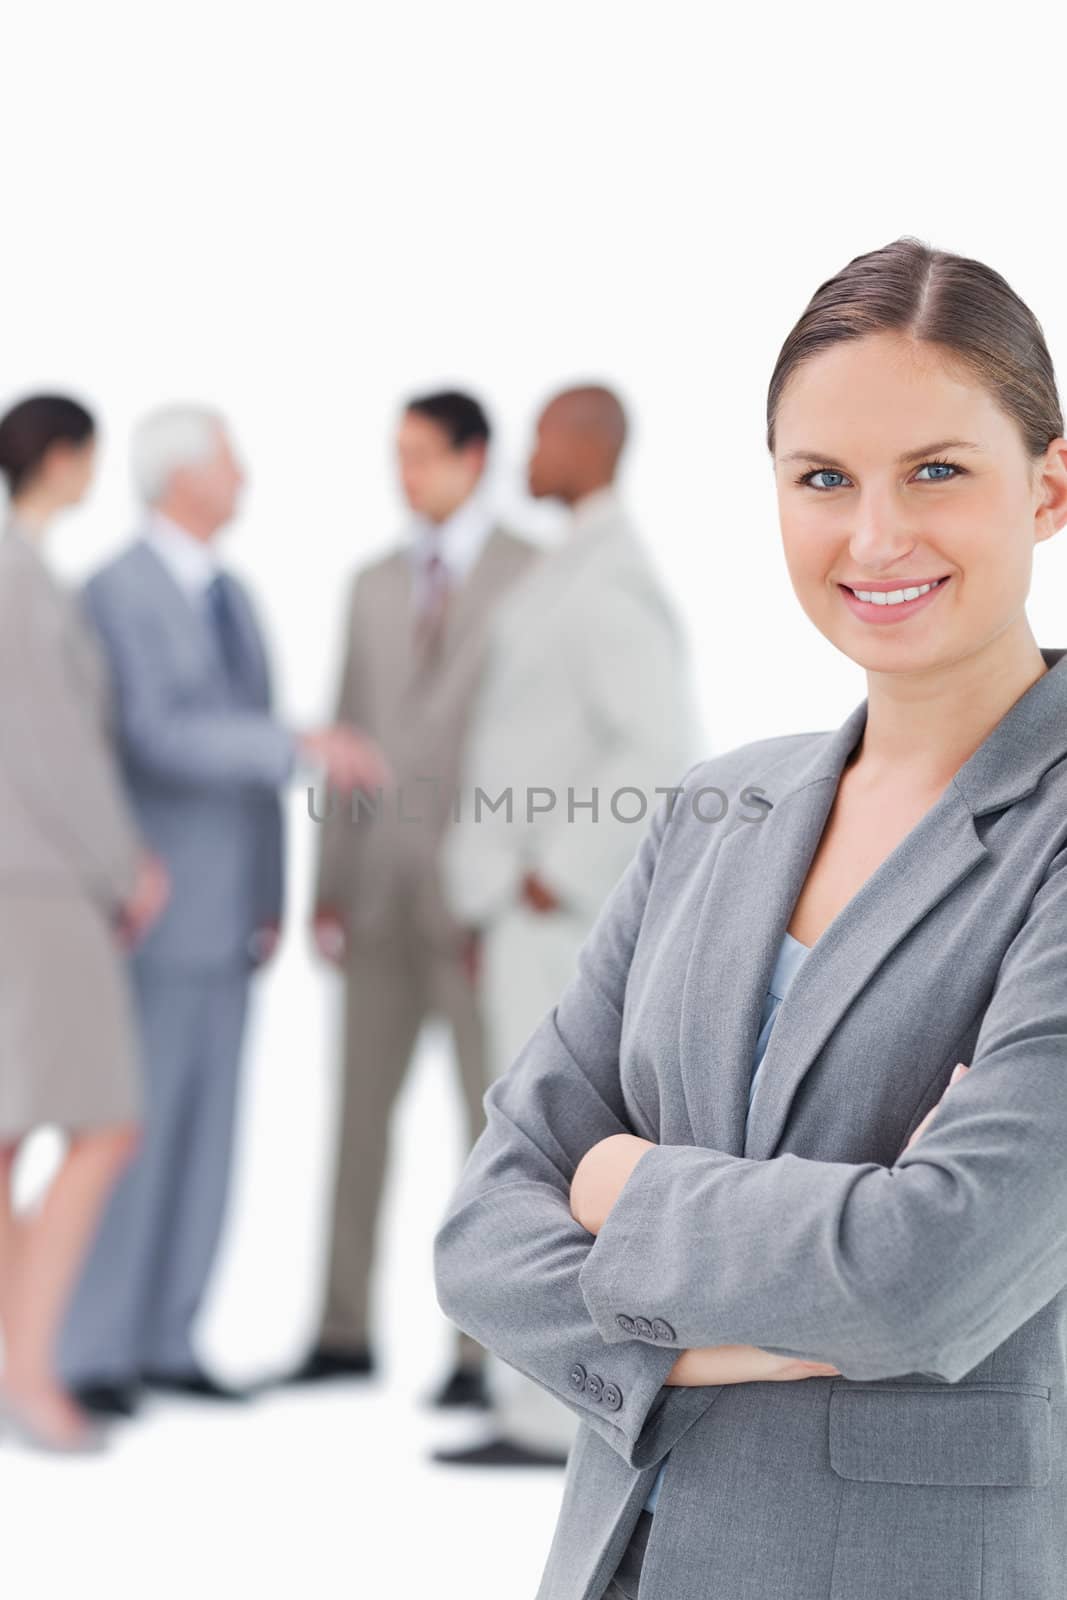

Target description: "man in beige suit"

left=291, top=391, right=539, bottom=1404
left=434, top=384, right=698, bottom=1465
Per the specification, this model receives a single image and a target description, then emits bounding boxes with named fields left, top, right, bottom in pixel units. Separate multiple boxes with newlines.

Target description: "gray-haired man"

left=57, top=405, right=386, bottom=1416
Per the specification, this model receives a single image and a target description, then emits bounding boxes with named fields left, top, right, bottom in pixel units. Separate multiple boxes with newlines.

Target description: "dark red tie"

left=414, top=550, right=450, bottom=660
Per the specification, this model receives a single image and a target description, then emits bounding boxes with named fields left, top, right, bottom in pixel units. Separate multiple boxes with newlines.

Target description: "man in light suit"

left=435, top=384, right=696, bottom=1466
left=291, top=391, right=539, bottom=1403
left=57, top=405, right=383, bottom=1417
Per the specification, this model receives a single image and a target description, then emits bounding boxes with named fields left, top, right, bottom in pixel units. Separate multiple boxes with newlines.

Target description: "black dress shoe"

left=140, top=1368, right=253, bottom=1401
left=427, top=1362, right=491, bottom=1410
left=283, top=1343, right=376, bottom=1384
left=431, top=1434, right=569, bottom=1468
left=69, top=1380, right=142, bottom=1419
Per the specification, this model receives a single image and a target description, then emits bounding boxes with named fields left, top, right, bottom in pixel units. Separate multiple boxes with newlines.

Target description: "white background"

left=4, top=2, right=1067, bottom=1595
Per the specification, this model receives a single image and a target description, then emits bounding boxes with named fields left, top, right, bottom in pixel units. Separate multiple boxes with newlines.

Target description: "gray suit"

left=436, top=645, right=1067, bottom=1600
left=313, top=523, right=538, bottom=1363
left=58, top=535, right=290, bottom=1383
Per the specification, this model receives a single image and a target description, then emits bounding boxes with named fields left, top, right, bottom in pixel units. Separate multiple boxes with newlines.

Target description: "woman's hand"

left=901, top=1063, right=969, bottom=1157
left=570, top=1133, right=655, bottom=1234
left=664, top=1345, right=840, bottom=1386
left=572, top=1135, right=842, bottom=1387
left=116, top=851, right=170, bottom=950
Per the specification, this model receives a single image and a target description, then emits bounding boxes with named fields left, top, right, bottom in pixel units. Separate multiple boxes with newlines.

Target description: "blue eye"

left=795, top=457, right=965, bottom=492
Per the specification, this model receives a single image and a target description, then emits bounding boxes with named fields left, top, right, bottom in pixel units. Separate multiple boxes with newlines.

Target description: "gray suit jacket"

left=435, top=645, right=1067, bottom=1600
left=0, top=523, right=140, bottom=907
left=82, top=537, right=290, bottom=972
left=314, top=525, right=539, bottom=952
left=442, top=498, right=697, bottom=927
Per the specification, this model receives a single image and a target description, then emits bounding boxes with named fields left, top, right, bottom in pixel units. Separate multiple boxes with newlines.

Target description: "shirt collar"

left=569, top=482, right=623, bottom=534
left=4, top=512, right=43, bottom=553
left=144, top=510, right=220, bottom=598
left=407, top=488, right=495, bottom=585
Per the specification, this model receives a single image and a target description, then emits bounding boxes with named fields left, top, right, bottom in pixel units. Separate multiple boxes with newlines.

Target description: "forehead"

left=537, top=398, right=572, bottom=435
left=774, top=332, right=1011, bottom=456
left=397, top=410, right=452, bottom=453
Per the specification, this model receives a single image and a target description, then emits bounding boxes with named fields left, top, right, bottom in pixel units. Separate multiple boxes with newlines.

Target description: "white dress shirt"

left=143, top=510, right=220, bottom=604
left=142, top=509, right=307, bottom=782
left=407, top=487, right=495, bottom=609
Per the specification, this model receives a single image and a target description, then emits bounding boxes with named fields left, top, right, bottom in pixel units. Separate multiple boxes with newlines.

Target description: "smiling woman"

left=433, top=236, right=1067, bottom=1600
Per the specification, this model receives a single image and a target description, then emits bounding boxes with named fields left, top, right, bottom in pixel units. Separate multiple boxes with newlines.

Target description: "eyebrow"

left=780, top=439, right=983, bottom=469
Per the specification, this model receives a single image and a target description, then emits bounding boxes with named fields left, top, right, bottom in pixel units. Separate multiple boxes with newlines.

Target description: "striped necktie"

left=413, top=549, right=450, bottom=660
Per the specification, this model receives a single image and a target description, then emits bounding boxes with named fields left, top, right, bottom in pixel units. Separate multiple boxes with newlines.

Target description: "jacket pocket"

left=828, top=1382, right=1052, bottom=1487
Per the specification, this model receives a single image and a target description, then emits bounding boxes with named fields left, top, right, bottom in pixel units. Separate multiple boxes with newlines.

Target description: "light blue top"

left=643, top=926, right=811, bottom=1514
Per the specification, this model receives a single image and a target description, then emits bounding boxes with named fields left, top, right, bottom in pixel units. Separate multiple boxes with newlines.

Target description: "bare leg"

left=0, top=1142, right=20, bottom=1341
left=1, top=1123, right=138, bottom=1444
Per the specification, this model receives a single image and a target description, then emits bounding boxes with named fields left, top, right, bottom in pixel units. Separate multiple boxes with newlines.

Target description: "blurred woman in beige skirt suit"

left=0, top=395, right=168, bottom=1450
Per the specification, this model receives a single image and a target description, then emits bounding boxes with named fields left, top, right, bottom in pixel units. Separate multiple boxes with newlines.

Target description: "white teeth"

left=851, top=579, right=942, bottom=606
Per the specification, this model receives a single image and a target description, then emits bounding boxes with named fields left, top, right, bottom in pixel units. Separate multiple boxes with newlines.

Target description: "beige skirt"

left=0, top=889, right=142, bottom=1139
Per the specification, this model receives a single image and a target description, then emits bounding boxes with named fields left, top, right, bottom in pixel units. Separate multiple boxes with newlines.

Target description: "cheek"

left=778, top=502, right=839, bottom=582
left=935, top=485, right=1026, bottom=576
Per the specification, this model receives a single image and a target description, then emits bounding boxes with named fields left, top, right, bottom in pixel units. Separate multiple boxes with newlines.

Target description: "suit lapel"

left=679, top=647, right=1067, bottom=1161
left=401, top=527, right=510, bottom=695
left=739, top=777, right=987, bottom=1161
left=678, top=701, right=868, bottom=1155
left=131, top=537, right=212, bottom=640
left=439, top=527, right=511, bottom=650
left=132, top=539, right=268, bottom=705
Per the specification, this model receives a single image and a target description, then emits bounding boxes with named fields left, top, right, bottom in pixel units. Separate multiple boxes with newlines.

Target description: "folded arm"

left=578, top=843, right=1067, bottom=1384
left=433, top=771, right=722, bottom=1468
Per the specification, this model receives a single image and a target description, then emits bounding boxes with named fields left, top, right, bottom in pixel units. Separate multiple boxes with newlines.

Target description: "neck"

left=152, top=502, right=215, bottom=543
left=852, top=620, right=1049, bottom=796
left=566, top=475, right=615, bottom=510
left=423, top=492, right=476, bottom=528
left=10, top=490, right=60, bottom=537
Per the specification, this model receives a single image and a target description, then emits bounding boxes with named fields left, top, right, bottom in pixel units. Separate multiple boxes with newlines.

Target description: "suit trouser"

left=479, top=899, right=590, bottom=1454
left=320, top=918, right=487, bottom=1368
left=57, top=962, right=249, bottom=1382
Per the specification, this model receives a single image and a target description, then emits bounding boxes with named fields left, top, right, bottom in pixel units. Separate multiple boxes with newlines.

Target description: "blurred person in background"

left=56, top=404, right=387, bottom=1418
left=435, top=383, right=697, bottom=1466
left=291, top=390, right=538, bottom=1404
left=0, top=394, right=169, bottom=1451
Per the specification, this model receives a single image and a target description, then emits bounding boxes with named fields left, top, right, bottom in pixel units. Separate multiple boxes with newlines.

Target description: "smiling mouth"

left=840, top=576, right=950, bottom=607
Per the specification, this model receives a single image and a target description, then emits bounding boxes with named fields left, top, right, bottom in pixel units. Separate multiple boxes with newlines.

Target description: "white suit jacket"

left=442, top=491, right=697, bottom=926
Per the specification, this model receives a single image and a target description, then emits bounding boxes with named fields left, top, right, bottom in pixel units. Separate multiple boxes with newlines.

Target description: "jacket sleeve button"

left=651, top=1319, right=676, bottom=1342
left=615, top=1314, right=637, bottom=1335
left=569, top=1362, right=588, bottom=1391
left=634, top=1317, right=654, bottom=1339
left=602, top=1383, right=623, bottom=1411
left=585, top=1372, right=604, bottom=1401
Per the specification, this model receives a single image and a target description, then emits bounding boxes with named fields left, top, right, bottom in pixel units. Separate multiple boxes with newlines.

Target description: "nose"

left=847, top=482, right=919, bottom=570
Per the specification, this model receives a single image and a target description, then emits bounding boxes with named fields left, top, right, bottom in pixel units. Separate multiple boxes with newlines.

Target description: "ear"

left=41, top=438, right=76, bottom=478
left=1033, top=437, right=1067, bottom=545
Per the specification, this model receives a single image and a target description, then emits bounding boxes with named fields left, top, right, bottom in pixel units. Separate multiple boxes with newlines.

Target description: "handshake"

left=296, top=725, right=393, bottom=794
